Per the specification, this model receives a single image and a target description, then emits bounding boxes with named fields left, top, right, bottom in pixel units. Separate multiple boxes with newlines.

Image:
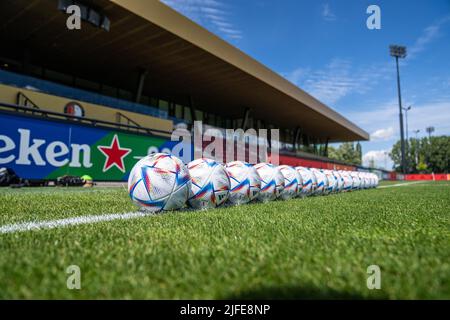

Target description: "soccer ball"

left=128, top=153, right=191, bottom=212
left=322, top=170, right=337, bottom=194
left=309, top=168, right=318, bottom=194
left=278, top=165, right=302, bottom=200
left=350, top=172, right=361, bottom=190
left=368, top=173, right=375, bottom=188
left=333, top=171, right=344, bottom=193
left=187, top=158, right=230, bottom=209
left=340, top=171, right=353, bottom=192
left=373, top=173, right=379, bottom=188
left=254, top=163, right=285, bottom=202
left=358, top=172, right=368, bottom=189
left=311, top=168, right=327, bottom=195
left=295, top=166, right=314, bottom=197
left=225, top=161, right=261, bottom=205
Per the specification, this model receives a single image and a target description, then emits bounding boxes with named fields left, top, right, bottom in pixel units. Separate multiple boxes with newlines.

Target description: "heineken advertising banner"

left=0, top=113, right=185, bottom=181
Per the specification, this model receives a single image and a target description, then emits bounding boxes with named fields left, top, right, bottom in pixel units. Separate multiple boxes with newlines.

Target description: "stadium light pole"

left=390, top=45, right=407, bottom=174
left=403, top=105, right=412, bottom=172
left=384, top=151, right=388, bottom=170
left=426, top=126, right=435, bottom=139
left=413, top=129, right=420, bottom=166
left=403, top=105, right=411, bottom=142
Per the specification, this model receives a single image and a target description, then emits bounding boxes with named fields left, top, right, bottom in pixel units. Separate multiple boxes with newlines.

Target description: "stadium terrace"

left=0, top=0, right=374, bottom=183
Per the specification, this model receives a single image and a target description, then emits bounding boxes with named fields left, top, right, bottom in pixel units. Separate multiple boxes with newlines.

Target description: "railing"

left=0, top=69, right=168, bottom=119
left=16, top=92, right=40, bottom=109
left=0, top=102, right=172, bottom=137
left=15, top=92, right=41, bottom=116
left=116, top=112, right=141, bottom=129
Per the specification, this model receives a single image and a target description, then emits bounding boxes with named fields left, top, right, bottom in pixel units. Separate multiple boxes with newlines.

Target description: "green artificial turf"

left=0, top=181, right=449, bottom=299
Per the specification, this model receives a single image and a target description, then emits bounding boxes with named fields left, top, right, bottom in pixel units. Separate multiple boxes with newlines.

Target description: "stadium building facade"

left=0, top=0, right=374, bottom=181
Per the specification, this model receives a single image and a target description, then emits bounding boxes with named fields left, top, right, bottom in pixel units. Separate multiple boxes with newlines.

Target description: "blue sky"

left=162, top=0, right=450, bottom=169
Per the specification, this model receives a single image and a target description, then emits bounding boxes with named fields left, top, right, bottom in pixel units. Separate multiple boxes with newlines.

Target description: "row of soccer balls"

left=128, top=153, right=379, bottom=212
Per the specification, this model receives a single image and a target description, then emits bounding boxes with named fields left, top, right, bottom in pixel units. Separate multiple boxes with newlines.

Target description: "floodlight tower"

left=426, top=126, right=435, bottom=138
left=390, top=45, right=407, bottom=174
left=403, top=105, right=412, bottom=172
left=403, top=105, right=411, bottom=142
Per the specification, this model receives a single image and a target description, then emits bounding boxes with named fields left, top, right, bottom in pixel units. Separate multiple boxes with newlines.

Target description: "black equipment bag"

left=0, top=168, right=21, bottom=186
left=56, top=175, right=85, bottom=187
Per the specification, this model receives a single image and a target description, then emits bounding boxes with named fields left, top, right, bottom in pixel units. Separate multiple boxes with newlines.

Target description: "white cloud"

left=284, top=67, right=307, bottom=85
left=409, top=15, right=450, bottom=58
left=363, top=150, right=392, bottom=169
left=161, top=0, right=243, bottom=40
left=371, top=127, right=395, bottom=141
left=282, top=14, right=450, bottom=106
left=282, top=59, right=390, bottom=105
left=347, top=101, right=450, bottom=139
left=322, top=3, right=336, bottom=22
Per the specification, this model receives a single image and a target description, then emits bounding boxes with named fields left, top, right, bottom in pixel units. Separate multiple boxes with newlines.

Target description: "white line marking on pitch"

left=378, top=181, right=425, bottom=189
left=0, top=211, right=152, bottom=234
left=0, top=181, right=440, bottom=234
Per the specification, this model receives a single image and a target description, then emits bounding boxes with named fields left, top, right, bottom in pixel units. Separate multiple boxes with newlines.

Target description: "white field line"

left=0, top=211, right=151, bottom=234
left=378, top=181, right=425, bottom=189
left=0, top=181, right=441, bottom=234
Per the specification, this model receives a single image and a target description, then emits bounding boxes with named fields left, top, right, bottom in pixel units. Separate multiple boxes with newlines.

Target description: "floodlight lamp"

left=390, top=45, right=407, bottom=58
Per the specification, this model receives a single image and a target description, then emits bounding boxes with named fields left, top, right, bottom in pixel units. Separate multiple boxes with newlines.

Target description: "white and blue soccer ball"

left=128, top=153, right=191, bottom=212
left=225, top=161, right=261, bottom=205
left=340, top=171, right=353, bottom=192
left=254, top=163, right=285, bottom=202
left=310, top=168, right=318, bottom=194
left=372, top=173, right=379, bottom=188
left=350, top=172, right=361, bottom=190
left=322, top=170, right=337, bottom=194
left=367, top=173, right=377, bottom=188
left=187, top=158, right=230, bottom=209
left=358, top=172, right=368, bottom=189
left=333, top=170, right=344, bottom=193
left=278, top=165, right=302, bottom=200
left=295, top=166, right=314, bottom=197
left=311, top=168, right=327, bottom=195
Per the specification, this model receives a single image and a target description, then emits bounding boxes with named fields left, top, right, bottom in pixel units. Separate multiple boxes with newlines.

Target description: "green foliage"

left=390, top=136, right=450, bottom=173
left=327, top=142, right=362, bottom=165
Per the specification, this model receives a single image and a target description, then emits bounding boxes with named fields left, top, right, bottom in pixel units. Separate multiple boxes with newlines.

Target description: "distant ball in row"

left=225, top=161, right=261, bottom=205
left=187, top=158, right=230, bottom=209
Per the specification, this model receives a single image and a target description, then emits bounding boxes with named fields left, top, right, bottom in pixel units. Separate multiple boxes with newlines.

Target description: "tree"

left=390, top=135, right=450, bottom=173
left=328, top=145, right=339, bottom=160
left=327, top=142, right=362, bottom=165
left=356, top=142, right=362, bottom=163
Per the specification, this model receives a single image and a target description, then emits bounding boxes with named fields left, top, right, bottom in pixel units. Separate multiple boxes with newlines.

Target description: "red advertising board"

left=405, top=174, right=450, bottom=181
left=275, top=154, right=356, bottom=171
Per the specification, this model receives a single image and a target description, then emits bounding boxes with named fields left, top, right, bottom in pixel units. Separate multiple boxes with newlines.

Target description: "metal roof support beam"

left=294, top=127, right=301, bottom=151
left=303, top=133, right=310, bottom=148
left=135, top=68, right=148, bottom=103
left=241, top=108, right=251, bottom=130
left=312, top=137, right=318, bottom=155
left=323, top=138, right=329, bottom=157
left=188, top=95, right=197, bottom=123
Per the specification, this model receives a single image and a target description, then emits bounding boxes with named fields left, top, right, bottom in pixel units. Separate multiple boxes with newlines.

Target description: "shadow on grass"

left=226, top=285, right=387, bottom=300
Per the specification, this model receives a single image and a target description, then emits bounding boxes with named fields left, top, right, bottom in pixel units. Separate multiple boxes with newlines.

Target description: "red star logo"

left=97, top=135, right=131, bottom=173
